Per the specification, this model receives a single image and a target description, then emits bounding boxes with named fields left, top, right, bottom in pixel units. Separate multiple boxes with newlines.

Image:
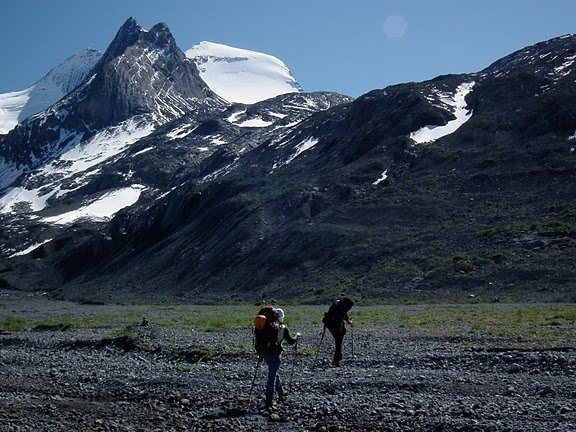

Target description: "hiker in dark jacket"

left=255, top=306, right=300, bottom=410
left=322, top=297, right=354, bottom=366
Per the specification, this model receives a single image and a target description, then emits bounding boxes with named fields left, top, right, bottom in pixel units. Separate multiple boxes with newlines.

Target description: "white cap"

left=275, top=308, right=285, bottom=322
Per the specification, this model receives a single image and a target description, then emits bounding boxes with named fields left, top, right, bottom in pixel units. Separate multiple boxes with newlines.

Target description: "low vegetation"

left=394, top=304, right=576, bottom=348
left=2, top=303, right=574, bottom=350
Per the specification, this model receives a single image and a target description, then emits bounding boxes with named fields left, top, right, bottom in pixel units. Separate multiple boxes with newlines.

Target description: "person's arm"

left=344, top=312, right=353, bottom=325
left=283, top=326, right=301, bottom=345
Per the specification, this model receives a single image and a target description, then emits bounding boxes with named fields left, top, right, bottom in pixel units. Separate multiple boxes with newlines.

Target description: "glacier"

left=186, top=41, right=301, bottom=104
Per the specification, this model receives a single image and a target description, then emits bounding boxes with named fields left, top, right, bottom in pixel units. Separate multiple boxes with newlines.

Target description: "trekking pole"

left=313, top=331, right=325, bottom=368
left=248, top=356, right=263, bottom=408
left=289, top=339, right=298, bottom=391
left=350, top=321, right=354, bottom=358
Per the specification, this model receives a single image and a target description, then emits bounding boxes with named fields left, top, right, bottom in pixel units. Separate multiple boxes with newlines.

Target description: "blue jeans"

left=263, top=353, right=283, bottom=405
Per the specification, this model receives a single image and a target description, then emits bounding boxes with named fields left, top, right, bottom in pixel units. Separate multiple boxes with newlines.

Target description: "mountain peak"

left=120, top=16, right=141, bottom=31
left=72, top=18, right=218, bottom=127
left=186, top=41, right=302, bottom=104
left=98, top=17, right=145, bottom=66
left=39, top=48, right=102, bottom=94
left=0, top=17, right=221, bottom=167
left=0, top=48, right=102, bottom=134
left=145, top=22, right=177, bottom=51
left=148, top=22, right=170, bottom=37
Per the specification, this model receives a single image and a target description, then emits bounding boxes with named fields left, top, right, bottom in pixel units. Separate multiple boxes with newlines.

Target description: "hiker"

left=322, top=296, right=354, bottom=366
left=253, top=305, right=300, bottom=410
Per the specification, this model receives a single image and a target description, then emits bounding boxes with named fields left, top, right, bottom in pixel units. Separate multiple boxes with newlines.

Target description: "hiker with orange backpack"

left=253, top=306, right=300, bottom=410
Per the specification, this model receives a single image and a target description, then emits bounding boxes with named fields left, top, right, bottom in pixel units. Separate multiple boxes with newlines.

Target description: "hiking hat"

left=275, top=308, right=285, bottom=322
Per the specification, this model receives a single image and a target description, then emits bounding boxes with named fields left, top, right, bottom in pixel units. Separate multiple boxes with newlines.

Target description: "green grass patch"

left=396, top=304, right=576, bottom=345
left=0, top=316, right=31, bottom=331
left=349, top=308, right=393, bottom=327
left=5, top=303, right=574, bottom=351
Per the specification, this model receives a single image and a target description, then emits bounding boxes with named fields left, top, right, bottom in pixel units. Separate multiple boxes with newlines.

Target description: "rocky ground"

left=1, top=290, right=575, bottom=431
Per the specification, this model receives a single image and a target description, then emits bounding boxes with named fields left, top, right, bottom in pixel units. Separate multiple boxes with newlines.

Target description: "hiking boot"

left=331, top=361, right=341, bottom=367
left=258, top=403, right=273, bottom=411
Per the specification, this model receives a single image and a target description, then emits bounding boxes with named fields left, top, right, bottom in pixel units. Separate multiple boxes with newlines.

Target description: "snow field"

left=410, top=82, right=475, bottom=144
left=186, top=41, right=301, bottom=104
left=43, top=185, right=145, bottom=225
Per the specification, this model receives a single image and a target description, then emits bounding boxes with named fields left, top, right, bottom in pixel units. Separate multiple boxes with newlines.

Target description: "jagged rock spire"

left=74, top=18, right=219, bottom=127
left=97, top=17, right=144, bottom=67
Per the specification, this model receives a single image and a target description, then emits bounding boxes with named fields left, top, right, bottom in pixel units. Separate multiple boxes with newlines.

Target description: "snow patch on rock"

left=43, top=117, right=155, bottom=176
left=0, top=187, right=56, bottom=214
left=271, top=137, right=319, bottom=172
left=167, top=123, right=198, bottom=140
left=373, top=170, right=388, bottom=186
left=43, top=185, right=145, bottom=225
left=10, top=238, right=54, bottom=258
left=0, top=118, right=154, bottom=216
left=410, top=82, right=475, bottom=144
left=235, top=118, right=274, bottom=128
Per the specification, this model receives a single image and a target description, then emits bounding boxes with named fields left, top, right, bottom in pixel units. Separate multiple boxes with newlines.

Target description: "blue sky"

left=0, top=0, right=574, bottom=97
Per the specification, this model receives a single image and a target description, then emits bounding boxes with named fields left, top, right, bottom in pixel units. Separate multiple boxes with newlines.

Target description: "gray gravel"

left=1, top=291, right=575, bottom=431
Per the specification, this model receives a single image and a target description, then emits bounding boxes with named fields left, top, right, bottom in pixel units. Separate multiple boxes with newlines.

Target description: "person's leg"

left=264, top=354, right=281, bottom=406
left=275, top=354, right=284, bottom=397
left=329, top=326, right=346, bottom=365
left=334, top=330, right=343, bottom=365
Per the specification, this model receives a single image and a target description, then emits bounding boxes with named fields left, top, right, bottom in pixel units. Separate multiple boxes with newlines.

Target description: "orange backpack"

left=254, top=314, right=267, bottom=330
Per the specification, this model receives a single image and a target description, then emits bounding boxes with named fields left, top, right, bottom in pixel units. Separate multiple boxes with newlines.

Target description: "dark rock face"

left=76, top=18, right=216, bottom=127
left=96, top=17, right=143, bottom=66
left=1, top=31, right=575, bottom=303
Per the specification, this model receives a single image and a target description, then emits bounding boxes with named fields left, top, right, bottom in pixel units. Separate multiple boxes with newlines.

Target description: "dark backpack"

left=254, top=306, right=281, bottom=355
left=255, top=324, right=280, bottom=355
left=322, top=297, right=354, bottom=328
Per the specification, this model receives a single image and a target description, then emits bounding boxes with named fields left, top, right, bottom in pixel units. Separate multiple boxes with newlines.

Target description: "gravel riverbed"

left=1, top=291, right=575, bottom=431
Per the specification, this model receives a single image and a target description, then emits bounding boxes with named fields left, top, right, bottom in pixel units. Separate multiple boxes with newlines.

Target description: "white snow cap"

left=0, top=49, right=102, bottom=134
left=275, top=308, right=285, bottom=322
left=185, top=41, right=301, bottom=104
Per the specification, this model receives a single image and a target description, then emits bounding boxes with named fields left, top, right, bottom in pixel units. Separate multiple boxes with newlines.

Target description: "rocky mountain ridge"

left=0, top=22, right=574, bottom=303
